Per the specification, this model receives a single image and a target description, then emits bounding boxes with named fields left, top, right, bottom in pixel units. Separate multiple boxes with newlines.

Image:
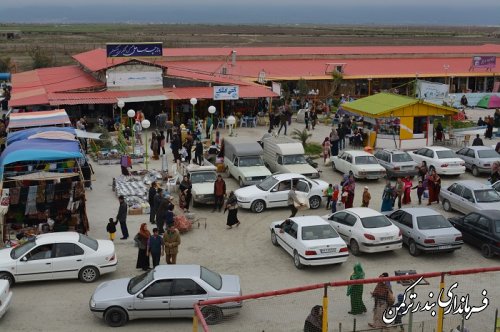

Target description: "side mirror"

left=274, top=225, right=281, bottom=229
left=271, top=188, right=278, bottom=192
left=21, top=257, right=27, bottom=262
left=137, top=293, right=144, bottom=299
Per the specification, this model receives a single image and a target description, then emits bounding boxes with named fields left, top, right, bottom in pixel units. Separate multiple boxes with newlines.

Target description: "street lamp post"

left=117, top=100, right=125, bottom=131
left=190, top=97, right=197, bottom=132
left=227, top=115, right=236, bottom=136
left=208, top=105, right=216, bottom=140
left=127, top=109, right=136, bottom=152
left=141, top=119, right=151, bottom=170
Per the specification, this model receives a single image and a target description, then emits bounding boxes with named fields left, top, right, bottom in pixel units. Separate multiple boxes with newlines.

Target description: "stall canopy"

left=7, top=126, right=76, bottom=145
left=476, top=95, right=500, bottom=109
left=341, top=93, right=458, bottom=118
left=0, top=138, right=83, bottom=178
left=7, top=109, right=71, bottom=131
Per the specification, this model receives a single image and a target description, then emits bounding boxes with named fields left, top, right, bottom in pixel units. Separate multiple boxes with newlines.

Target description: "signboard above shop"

left=471, top=55, right=496, bottom=69
left=213, top=86, right=239, bottom=100
left=106, top=42, right=163, bottom=58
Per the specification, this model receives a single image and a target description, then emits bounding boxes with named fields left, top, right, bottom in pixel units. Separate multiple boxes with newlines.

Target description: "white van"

left=224, top=137, right=272, bottom=187
left=180, top=161, right=218, bottom=206
left=262, top=136, right=319, bottom=178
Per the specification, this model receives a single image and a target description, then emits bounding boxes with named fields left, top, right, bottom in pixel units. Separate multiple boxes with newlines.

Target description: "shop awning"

left=7, top=126, right=76, bottom=145
left=7, top=109, right=71, bottom=131
left=0, top=138, right=83, bottom=178
left=341, top=93, right=458, bottom=118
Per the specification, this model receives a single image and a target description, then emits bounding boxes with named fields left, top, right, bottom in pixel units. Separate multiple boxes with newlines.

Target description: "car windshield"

left=392, top=153, right=413, bottom=162
left=78, top=234, right=98, bottom=251
left=301, top=225, right=339, bottom=240
left=190, top=172, right=217, bottom=184
left=257, top=176, right=279, bottom=191
left=200, top=266, right=222, bottom=290
left=474, top=189, right=500, bottom=203
left=417, top=215, right=452, bottom=230
left=128, top=270, right=154, bottom=294
left=478, top=150, right=499, bottom=158
left=361, top=215, right=392, bottom=228
left=283, top=155, right=307, bottom=165
left=436, top=150, right=456, bottom=159
left=355, top=156, right=379, bottom=165
left=10, top=240, right=36, bottom=259
left=239, top=156, right=264, bottom=167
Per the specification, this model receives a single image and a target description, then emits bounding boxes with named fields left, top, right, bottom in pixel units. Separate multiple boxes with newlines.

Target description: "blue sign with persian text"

left=106, top=43, right=163, bottom=58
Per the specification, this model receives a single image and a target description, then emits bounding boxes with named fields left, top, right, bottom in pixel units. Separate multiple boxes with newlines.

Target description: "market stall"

left=341, top=93, right=459, bottom=150
left=0, top=137, right=87, bottom=244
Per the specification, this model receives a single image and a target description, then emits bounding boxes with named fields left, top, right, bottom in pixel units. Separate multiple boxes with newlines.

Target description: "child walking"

left=106, top=217, right=118, bottom=241
left=331, top=185, right=340, bottom=213
left=325, top=184, right=334, bottom=210
left=361, top=186, right=371, bottom=207
left=412, top=180, right=425, bottom=205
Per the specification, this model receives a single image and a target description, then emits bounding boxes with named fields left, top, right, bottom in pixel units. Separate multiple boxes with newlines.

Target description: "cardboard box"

left=128, top=208, right=143, bottom=215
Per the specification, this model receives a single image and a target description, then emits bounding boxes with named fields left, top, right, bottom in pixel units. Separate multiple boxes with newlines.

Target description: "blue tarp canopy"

left=0, top=138, right=83, bottom=178
left=6, top=126, right=76, bottom=145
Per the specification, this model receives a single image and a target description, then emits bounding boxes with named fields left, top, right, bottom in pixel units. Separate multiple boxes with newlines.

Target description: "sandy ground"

left=1, top=108, right=499, bottom=332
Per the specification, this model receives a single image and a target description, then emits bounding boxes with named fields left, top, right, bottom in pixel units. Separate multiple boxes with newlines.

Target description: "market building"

left=8, top=43, right=500, bottom=124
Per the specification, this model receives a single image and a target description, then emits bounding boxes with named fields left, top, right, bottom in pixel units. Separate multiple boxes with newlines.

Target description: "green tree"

left=29, top=46, right=54, bottom=69
left=291, top=128, right=312, bottom=147
left=0, top=57, right=14, bottom=72
left=329, top=71, right=343, bottom=97
left=297, top=77, right=309, bottom=97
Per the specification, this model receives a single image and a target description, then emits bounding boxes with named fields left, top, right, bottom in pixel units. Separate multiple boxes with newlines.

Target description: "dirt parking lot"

left=2, top=110, right=499, bottom=331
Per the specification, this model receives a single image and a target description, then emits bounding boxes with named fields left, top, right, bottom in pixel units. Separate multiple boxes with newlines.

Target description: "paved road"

left=2, top=116, right=499, bottom=332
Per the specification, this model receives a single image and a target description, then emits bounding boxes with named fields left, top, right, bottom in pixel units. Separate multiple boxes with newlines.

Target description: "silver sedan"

left=90, top=265, right=242, bottom=327
left=455, top=146, right=500, bottom=176
left=386, top=207, right=463, bottom=256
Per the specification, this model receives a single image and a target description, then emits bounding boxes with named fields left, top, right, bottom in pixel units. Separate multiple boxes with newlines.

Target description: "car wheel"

left=442, top=199, right=452, bottom=212
left=78, top=266, right=99, bottom=283
left=472, top=166, right=479, bottom=177
left=104, top=307, right=128, bottom=327
left=350, top=239, right=361, bottom=256
left=332, top=161, right=337, bottom=172
left=409, top=240, right=421, bottom=256
left=0, top=272, right=14, bottom=286
left=239, top=178, right=244, bottom=187
left=481, top=244, right=494, bottom=258
left=293, top=251, right=303, bottom=269
left=271, top=230, right=279, bottom=246
left=251, top=200, right=265, bottom=213
left=224, top=167, right=231, bottom=177
left=201, top=305, right=223, bottom=325
left=309, top=196, right=321, bottom=209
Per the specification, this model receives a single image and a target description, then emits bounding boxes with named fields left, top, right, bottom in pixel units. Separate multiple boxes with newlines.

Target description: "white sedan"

left=331, top=150, right=386, bottom=179
left=0, top=232, right=117, bottom=286
left=322, top=208, right=402, bottom=255
left=235, top=173, right=328, bottom=213
left=270, top=216, right=349, bottom=269
left=408, top=146, right=465, bottom=175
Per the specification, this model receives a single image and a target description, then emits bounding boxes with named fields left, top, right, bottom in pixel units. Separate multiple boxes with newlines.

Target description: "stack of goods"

left=113, top=176, right=150, bottom=214
left=95, top=149, right=144, bottom=165
left=174, top=215, right=192, bottom=233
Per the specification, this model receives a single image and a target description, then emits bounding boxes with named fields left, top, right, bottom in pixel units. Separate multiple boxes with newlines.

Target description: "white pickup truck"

left=180, top=161, right=218, bottom=206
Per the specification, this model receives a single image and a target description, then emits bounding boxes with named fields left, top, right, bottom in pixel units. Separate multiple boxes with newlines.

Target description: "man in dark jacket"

left=116, top=195, right=129, bottom=240
left=148, top=182, right=157, bottom=224
left=472, top=134, right=484, bottom=146
left=213, top=175, right=226, bottom=212
left=195, top=139, right=204, bottom=165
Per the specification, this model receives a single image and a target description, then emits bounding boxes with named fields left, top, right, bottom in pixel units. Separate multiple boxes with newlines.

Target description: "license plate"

left=320, top=248, right=337, bottom=253
left=438, top=245, right=453, bottom=250
left=380, top=236, right=392, bottom=241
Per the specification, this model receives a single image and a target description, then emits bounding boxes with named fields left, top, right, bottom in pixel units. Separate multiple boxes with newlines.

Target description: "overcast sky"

left=1, top=1, right=499, bottom=25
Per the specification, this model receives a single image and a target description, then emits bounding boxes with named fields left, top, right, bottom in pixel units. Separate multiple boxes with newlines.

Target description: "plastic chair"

left=240, top=117, right=248, bottom=127
left=217, top=118, right=225, bottom=129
